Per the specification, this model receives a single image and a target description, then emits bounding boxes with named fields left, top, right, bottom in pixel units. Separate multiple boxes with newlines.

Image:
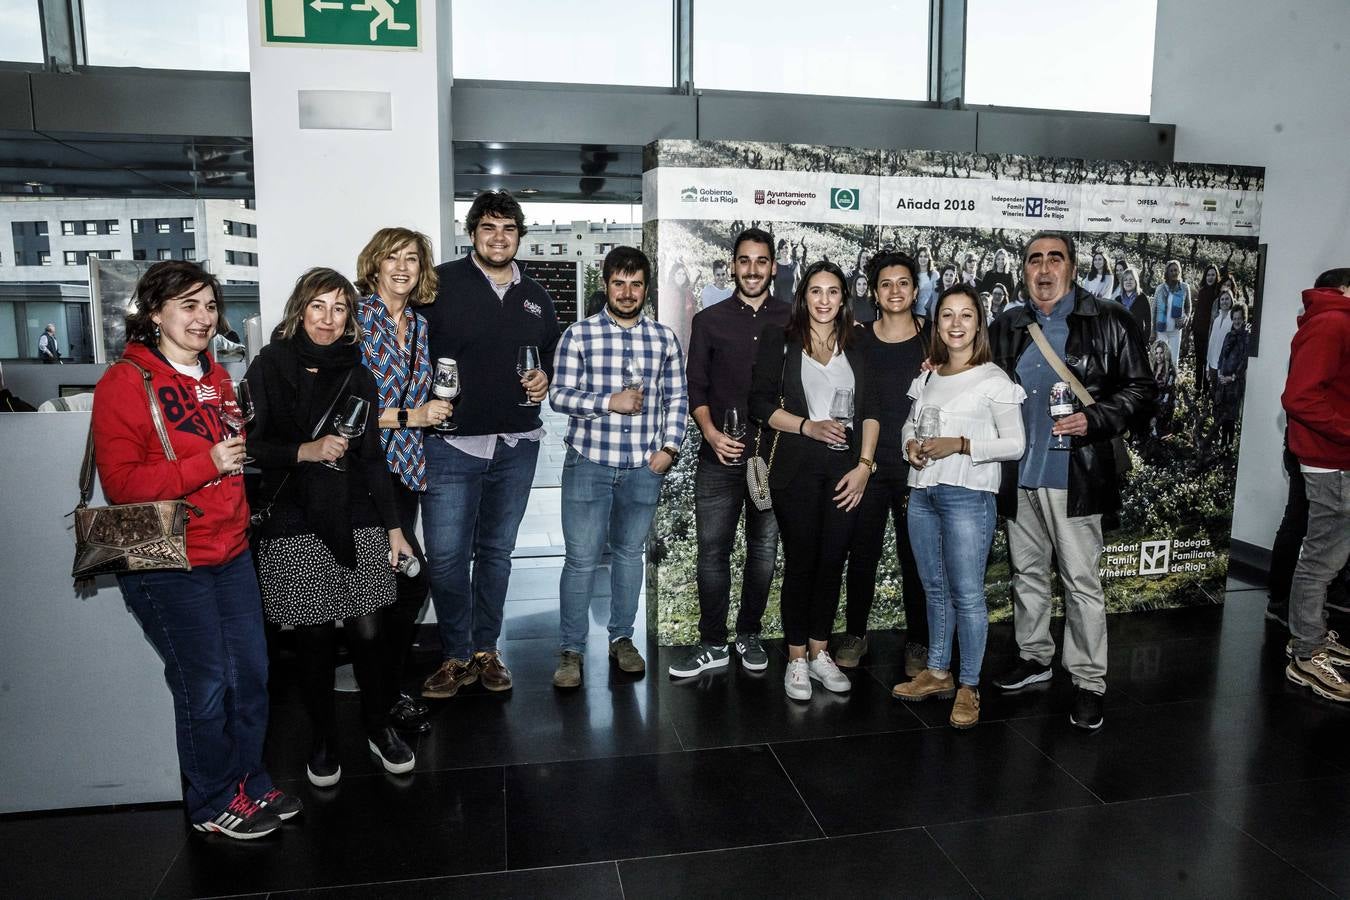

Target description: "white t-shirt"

left=800, top=349, right=856, bottom=428
left=901, top=362, right=1027, bottom=493
left=169, top=359, right=204, bottom=379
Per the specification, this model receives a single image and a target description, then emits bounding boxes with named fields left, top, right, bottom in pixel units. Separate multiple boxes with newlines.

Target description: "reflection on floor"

left=4, top=575, right=1348, bottom=899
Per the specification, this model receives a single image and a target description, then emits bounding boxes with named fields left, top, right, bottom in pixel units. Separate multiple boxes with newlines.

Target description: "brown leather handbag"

left=71, top=360, right=200, bottom=581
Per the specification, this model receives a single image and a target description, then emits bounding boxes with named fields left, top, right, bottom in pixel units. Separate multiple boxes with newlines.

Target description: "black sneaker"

left=193, top=786, right=282, bottom=840
left=306, top=741, right=341, bottom=788
left=993, top=658, right=1053, bottom=691
left=734, top=633, right=769, bottom=672
left=1069, top=687, right=1105, bottom=731
left=668, top=642, right=730, bottom=677
left=368, top=727, right=416, bottom=775
left=256, top=786, right=303, bottom=821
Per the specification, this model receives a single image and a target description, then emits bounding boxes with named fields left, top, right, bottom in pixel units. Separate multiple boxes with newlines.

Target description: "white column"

left=245, top=0, right=453, bottom=332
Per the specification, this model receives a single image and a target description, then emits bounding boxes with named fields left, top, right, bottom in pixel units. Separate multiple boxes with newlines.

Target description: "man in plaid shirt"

left=548, top=246, right=688, bottom=687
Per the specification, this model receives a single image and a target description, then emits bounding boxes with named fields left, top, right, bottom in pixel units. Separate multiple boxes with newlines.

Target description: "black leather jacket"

left=989, top=287, right=1155, bottom=518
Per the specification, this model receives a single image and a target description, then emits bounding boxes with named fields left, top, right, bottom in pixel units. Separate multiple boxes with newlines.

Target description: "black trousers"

left=385, top=474, right=429, bottom=690
left=772, top=442, right=860, bottom=646
left=846, top=455, right=928, bottom=640
left=297, top=612, right=386, bottom=745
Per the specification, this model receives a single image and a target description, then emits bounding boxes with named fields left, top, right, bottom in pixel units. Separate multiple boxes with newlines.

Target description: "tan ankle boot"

left=892, top=668, right=955, bottom=701
left=949, top=685, right=980, bottom=729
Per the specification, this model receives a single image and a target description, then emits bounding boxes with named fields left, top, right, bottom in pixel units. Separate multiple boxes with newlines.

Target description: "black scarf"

left=292, top=327, right=361, bottom=371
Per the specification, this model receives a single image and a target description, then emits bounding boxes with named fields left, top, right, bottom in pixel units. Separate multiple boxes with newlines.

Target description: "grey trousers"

left=1290, top=470, right=1350, bottom=658
left=1007, top=487, right=1108, bottom=693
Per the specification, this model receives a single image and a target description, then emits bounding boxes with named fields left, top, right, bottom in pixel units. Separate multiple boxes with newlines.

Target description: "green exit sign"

left=262, top=0, right=420, bottom=50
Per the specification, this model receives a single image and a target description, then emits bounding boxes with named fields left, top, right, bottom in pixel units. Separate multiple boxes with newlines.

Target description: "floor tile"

left=493, top=634, right=654, bottom=694
left=657, top=646, right=926, bottom=750
left=1107, top=634, right=1289, bottom=705
left=271, top=862, right=622, bottom=899
left=1199, top=774, right=1350, bottom=896
left=929, top=794, right=1329, bottom=899
left=153, top=767, right=505, bottom=898
left=504, top=745, right=820, bottom=868
left=1008, top=697, right=1344, bottom=803
left=0, top=806, right=187, bottom=900
left=619, top=828, right=976, bottom=899
left=770, top=725, right=1100, bottom=834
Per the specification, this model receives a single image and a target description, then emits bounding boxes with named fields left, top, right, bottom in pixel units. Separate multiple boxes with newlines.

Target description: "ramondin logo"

left=1025, top=197, right=1044, bottom=217
left=1139, top=540, right=1172, bottom=576
left=830, top=187, right=860, bottom=210
left=680, top=186, right=698, bottom=202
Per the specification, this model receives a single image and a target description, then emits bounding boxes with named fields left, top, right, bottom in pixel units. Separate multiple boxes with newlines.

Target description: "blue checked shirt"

left=549, top=308, right=689, bottom=468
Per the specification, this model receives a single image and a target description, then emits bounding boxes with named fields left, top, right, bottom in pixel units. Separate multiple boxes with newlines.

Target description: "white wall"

left=245, top=2, right=453, bottom=332
left=1151, top=0, right=1350, bottom=552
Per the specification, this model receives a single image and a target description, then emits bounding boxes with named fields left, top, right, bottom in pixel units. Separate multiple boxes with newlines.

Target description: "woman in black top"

left=838, top=252, right=929, bottom=675
left=749, top=261, right=878, bottom=702
left=246, top=268, right=417, bottom=787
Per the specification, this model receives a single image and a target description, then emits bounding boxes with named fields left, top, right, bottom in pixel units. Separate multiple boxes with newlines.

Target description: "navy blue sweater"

left=423, top=254, right=561, bottom=436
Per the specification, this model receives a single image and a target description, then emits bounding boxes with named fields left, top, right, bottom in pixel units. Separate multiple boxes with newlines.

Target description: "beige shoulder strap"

left=1026, top=322, right=1095, bottom=408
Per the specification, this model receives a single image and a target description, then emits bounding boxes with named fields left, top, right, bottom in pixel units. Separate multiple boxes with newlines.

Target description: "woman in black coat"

left=748, top=260, right=879, bottom=702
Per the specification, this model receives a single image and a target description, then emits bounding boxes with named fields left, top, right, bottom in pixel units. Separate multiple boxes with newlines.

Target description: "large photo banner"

left=642, top=139, right=1266, bottom=646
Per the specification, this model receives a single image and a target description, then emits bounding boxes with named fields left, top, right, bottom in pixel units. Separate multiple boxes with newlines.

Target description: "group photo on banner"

left=642, top=139, right=1266, bottom=646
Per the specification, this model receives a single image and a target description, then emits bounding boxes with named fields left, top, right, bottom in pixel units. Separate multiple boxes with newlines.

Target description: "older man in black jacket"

left=988, top=232, right=1154, bottom=732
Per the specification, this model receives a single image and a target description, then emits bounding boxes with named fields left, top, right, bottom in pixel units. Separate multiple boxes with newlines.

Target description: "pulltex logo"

left=1139, top=540, right=1172, bottom=576
left=830, top=187, right=860, bottom=211
left=680, top=186, right=698, bottom=202
left=1025, top=197, right=1044, bottom=217
left=1150, top=217, right=1173, bottom=225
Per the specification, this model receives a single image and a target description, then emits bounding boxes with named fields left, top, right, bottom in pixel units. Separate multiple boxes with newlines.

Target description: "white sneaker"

left=784, top=658, right=812, bottom=701
left=809, top=651, right=852, bottom=693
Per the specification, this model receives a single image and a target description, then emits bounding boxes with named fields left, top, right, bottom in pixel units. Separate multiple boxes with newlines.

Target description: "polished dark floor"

left=5, top=575, right=1349, bottom=899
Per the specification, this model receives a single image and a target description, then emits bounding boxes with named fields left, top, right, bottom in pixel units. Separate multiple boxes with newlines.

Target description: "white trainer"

left=809, top=651, right=852, bottom=693
left=784, top=657, right=812, bottom=701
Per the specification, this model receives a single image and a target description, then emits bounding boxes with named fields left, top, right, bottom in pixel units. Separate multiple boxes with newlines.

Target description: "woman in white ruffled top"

left=891, top=284, right=1027, bottom=729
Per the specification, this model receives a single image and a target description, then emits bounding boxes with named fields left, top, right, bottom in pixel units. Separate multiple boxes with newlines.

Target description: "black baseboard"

left=1229, top=538, right=1271, bottom=588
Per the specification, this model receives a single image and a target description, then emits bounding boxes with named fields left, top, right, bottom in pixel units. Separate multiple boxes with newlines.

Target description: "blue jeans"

left=422, top=435, right=540, bottom=661
left=907, top=484, right=996, bottom=686
left=558, top=448, right=664, bottom=653
left=118, top=550, right=274, bottom=824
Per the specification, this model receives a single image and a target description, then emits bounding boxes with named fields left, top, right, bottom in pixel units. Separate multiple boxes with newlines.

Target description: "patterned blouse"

left=358, top=295, right=431, bottom=492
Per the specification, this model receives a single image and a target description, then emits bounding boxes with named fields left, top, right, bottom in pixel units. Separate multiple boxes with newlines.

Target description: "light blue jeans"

left=907, top=483, right=996, bottom=686
left=558, top=448, right=665, bottom=653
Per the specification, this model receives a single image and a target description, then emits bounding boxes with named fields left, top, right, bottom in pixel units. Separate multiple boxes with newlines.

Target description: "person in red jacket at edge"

left=1283, top=267, right=1350, bottom=704
left=92, top=260, right=299, bottom=840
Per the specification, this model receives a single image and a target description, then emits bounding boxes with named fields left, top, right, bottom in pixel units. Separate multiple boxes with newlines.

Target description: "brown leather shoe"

left=949, top=685, right=980, bottom=729
left=608, top=637, right=646, bottom=673
left=422, top=658, right=477, bottom=699
left=892, top=668, right=956, bottom=701
left=473, top=650, right=513, bottom=692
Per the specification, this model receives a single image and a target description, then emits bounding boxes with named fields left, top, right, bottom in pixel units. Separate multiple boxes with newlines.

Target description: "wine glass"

left=323, top=396, right=369, bottom=471
left=219, top=379, right=255, bottom=470
left=516, top=345, right=541, bottom=407
left=431, top=358, right=460, bottom=431
left=722, top=407, right=747, bottom=466
left=1048, top=381, right=1075, bottom=450
left=915, top=406, right=942, bottom=467
left=827, top=388, right=853, bottom=451
left=621, top=355, right=644, bottom=392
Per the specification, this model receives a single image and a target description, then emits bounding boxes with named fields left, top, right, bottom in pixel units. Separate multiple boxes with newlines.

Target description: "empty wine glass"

left=621, top=355, right=644, bottom=392
left=219, top=379, right=255, bottom=469
left=1048, top=381, right=1075, bottom=450
left=915, top=406, right=942, bottom=467
left=516, top=345, right=541, bottom=407
left=432, top=358, right=460, bottom=431
left=323, top=395, right=369, bottom=471
left=722, top=407, right=747, bottom=466
left=827, top=388, right=853, bottom=451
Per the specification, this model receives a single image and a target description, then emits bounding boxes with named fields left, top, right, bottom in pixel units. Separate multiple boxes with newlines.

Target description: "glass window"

left=83, top=0, right=248, bottom=71
left=133, top=249, right=146, bottom=261
left=965, top=0, right=1156, bottom=114
left=36, top=221, right=48, bottom=236
left=157, top=221, right=171, bottom=234
left=62, top=221, right=76, bottom=236
left=63, top=251, right=78, bottom=266
left=184, top=248, right=195, bottom=261
left=0, top=302, right=18, bottom=359
left=453, top=0, right=671, bottom=86
left=694, top=0, right=929, bottom=100
left=181, top=218, right=195, bottom=233
left=157, top=248, right=172, bottom=260
left=107, top=220, right=120, bottom=234
left=24, top=303, right=69, bottom=363
left=84, top=221, right=98, bottom=235
left=131, top=219, right=142, bottom=234
left=0, top=0, right=43, bottom=64
left=38, top=251, right=50, bottom=266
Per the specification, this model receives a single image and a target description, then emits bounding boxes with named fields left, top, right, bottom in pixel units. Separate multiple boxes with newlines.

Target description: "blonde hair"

left=354, top=227, right=438, bottom=306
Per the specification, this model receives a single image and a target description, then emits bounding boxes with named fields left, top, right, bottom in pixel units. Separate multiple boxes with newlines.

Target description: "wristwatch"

left=660, top=444, right=682, bottom=465
left=858, top=456, right=877, bottom=474
left=397, top=407, right=409, bottom=428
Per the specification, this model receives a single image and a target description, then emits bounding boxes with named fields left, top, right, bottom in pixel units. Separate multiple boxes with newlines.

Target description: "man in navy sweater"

left=420, top=190, right=561, bottom=698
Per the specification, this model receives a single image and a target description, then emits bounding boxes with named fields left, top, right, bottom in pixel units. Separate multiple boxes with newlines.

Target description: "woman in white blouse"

left=891, top=284, right=1026, bottom=729
left=1081, top=245, right=1115, bottom=299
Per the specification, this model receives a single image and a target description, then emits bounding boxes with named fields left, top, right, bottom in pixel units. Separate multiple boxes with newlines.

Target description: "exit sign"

left=262, top=0, right=420, bottom=50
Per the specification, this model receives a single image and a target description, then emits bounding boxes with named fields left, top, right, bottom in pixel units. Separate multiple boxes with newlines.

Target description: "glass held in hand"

left=323, top=395, right=369, bottom=471
left=219, top=379, right=256, bottom=468
left=722, top=407, right=747, bottom=466
left=621, top=355, right=644, bottom=392
left=827, top=388, right=854, bottom=451
left=1048, top=381, right=1075, bottom=450
left=516, top=345, right=541, bottom=407
left=431, top=358, right=460, bottom=431
left=915, top=406, right=942, bottom=467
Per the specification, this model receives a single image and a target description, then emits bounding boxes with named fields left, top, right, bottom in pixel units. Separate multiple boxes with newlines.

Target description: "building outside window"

left=107, top=221, right=120, bottom=235
left=83, top=221, right=97, bottom=235
left=61, top=222, right=75, bottom=236
left=133, top=249, right=146, bottom=261
left=157, top=248, right=172, bottom=260
left=182, top=218, right=195, bottom=232
left=156, top=221, right=171, bottom=234
left=36, top=222, right=48, bottom=236
left=131, top=219, right=142, bottom=234
left=38, top=251, right=51, bottom=266
left=184, top=248, right=195, bottom=261
left=63, top=251, right=78, bottom=265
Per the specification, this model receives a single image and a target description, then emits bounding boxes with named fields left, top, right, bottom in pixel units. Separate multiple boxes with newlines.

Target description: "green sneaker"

left=834, top=634, right=869, bottom=669
left=552, top=650, right=583, bottom=689
left=609, top=637, right=646, bottom=673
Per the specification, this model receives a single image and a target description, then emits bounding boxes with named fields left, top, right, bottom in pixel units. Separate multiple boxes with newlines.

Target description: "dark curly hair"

left=125, top=260, right=223, bottom=346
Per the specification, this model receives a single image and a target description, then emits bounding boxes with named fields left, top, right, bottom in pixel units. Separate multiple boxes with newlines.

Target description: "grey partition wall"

left=0, top=413, right=181, bottom=813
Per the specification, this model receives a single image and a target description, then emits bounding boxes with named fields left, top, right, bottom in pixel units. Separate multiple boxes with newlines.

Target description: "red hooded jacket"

left=1282, top=287, right=1350, bottom=470
left=91, top=341, right=249, bottom=567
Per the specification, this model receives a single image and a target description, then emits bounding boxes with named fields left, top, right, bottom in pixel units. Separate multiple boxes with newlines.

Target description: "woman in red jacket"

left=92, top=261, right=297, bottom=840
